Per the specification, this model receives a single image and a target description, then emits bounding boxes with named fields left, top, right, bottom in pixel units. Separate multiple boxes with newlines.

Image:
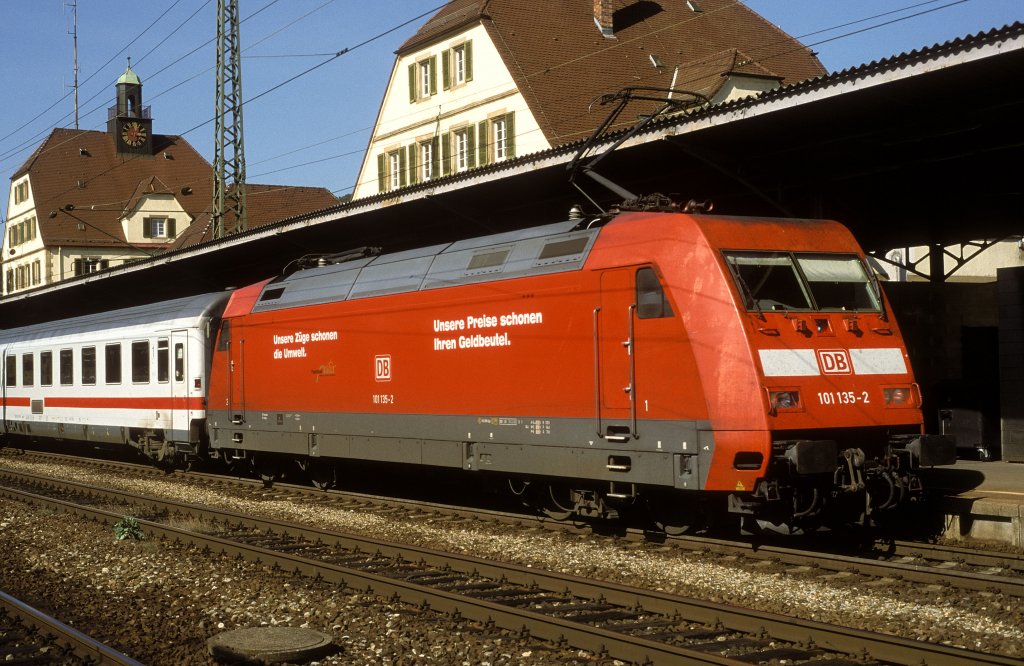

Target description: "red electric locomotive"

left=204, top=205, right=954, bottom=531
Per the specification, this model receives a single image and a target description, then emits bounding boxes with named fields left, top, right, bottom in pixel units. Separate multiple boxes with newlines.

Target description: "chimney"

left=593, top=0, right=614, bottom=38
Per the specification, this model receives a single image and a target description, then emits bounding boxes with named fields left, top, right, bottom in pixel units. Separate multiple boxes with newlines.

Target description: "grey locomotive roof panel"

left=252, top=220, right=598, bottom=313
left=0, top=291, right=230, bottom=346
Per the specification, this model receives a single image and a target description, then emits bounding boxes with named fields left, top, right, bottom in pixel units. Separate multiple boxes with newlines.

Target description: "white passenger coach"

left=0, top=292, right=229, bottom=463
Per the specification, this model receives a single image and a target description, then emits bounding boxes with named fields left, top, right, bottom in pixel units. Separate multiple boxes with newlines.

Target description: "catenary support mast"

left=213, top=0, right=247, bottom=237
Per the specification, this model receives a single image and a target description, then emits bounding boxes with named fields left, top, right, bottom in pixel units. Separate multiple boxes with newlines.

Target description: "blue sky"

left=0, top=0, right=1020, bottom=219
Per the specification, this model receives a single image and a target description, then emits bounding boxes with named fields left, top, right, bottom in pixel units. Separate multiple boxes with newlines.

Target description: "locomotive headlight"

left=883, top=386, right=914, bottom=407
left=769, top=390, right=801, bottom=411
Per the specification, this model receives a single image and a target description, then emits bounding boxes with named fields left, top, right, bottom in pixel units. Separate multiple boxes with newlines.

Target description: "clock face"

left=121, top=121, right=148, bottom=147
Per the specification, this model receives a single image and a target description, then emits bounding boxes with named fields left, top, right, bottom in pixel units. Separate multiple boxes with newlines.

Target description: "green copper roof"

left=117, top=64, right=141, bottom=86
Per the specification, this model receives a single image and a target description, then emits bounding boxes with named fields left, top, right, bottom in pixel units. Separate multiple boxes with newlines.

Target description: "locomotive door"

left=597, top=269, right=636, bottom=439
left=170, top=330, right=189, bottom=440
left=227, top=324, right=245, bottom=424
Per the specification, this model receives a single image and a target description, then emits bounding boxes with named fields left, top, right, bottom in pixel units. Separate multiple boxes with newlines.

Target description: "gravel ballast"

left=1, top=451, right=1022, bottom=661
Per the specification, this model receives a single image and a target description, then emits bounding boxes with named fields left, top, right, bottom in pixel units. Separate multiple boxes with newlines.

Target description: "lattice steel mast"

left=212, top=0, right=247, bottom=237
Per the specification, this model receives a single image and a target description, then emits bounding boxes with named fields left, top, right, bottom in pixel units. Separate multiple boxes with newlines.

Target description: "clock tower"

left=108, top=59, right=153, bottom=156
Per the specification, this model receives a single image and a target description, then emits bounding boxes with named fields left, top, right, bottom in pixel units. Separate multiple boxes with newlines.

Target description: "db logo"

left=375, top=355, right=392, bottom=382
left=817, top=349, right=852, bottom=375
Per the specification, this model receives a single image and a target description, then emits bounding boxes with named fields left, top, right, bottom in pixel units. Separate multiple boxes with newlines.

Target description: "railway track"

left=0, top=590, right=142, bottom=665
left=9, top=449, right=1022, bottom=597
left=0, top=465, right=1018, bottom=665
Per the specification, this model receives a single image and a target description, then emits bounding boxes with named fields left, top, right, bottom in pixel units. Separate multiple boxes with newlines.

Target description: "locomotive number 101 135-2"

left=817, top=390, right=870, bottom=406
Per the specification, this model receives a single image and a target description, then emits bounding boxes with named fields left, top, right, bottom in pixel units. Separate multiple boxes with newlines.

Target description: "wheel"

left=649, top=495, right=700, bottom=535
left=254, top=456, right=281, bottom=487
left=308, top=461, right=336, bottom=491
left=539, top=484, right=575, bottom=521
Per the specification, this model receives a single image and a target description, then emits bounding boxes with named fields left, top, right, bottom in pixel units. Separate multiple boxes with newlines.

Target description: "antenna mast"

left=66, top=0, right=80, bottom=128
left=212, top=0, right=247, bottom=238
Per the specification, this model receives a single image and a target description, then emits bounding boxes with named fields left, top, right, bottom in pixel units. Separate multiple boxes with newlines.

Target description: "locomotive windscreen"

left=725, top=251, right=880, bottom=312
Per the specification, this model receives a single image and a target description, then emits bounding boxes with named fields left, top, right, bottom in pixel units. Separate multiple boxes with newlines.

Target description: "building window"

left=387, top=152, right=399, bottom=190
left=443, top=41, right=473, bottom=90
left=454, top=129, right=472, bottom=172
left=408, top=56, right=437, bottom=102
left=493, top=116, right=509, bottom=161
left=13, top=181, right=29, bottom=204
left=143, top=217, right=175, bottom=239
left=73, top=257, right=109, bottom=275
left=421, top=139, right=435, bottom=181
left=31, top=260, right=40, bottom=286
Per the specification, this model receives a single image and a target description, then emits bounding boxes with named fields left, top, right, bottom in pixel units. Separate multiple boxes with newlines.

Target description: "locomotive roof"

left=251, top=219, right=599, bottom=313
left=0, top=291, right=230, bottom=346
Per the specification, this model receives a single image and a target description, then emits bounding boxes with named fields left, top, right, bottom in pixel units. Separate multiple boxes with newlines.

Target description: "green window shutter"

left=431, top=136, right=440, bottom=178
left=441, top=132, right=451, bottom=176
left=408, top=63, right=417, bottom=102
left=477, top=121, right=489, bottom=165
left=377, top=153, right=386, bottom=191
left=407, top=144, right=418, bottom=185
left=505, top=112, right=516, bottom=158
left=167, top=218, right=176, bottom=238
left=466, top=129, right=476, bottom=169
left=142, top=219, right=152, bottom=238
left=465, top=41, right=473, bottom=81
left=429, top=56, right=438, bottom=95
left=399, top=149, right=408, bottom=187
left=442, top=49, right=451, bottom=90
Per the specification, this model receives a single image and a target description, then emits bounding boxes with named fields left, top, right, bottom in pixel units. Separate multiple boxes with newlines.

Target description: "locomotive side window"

left=105, top=344, right=121, bottom=384
left=59, top=349, right=73, bottom=386
left=40, top=351, right=52, bottom=386
left=795, top=254, right=880, bottom=312
left=4, top=355, right=15, bottom=387
left=81, top=347, right=96, bottom=385
left=132, top=341, right=150, bottom=383
left=636, top=267, right=674, bottom=319
left=157, top=338, right=169, bottom=383
left=21, top=353, right=33, bottom=387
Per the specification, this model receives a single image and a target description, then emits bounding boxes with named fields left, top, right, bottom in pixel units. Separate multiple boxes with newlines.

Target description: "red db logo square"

left=817, top=349, right=852, bottom=375
left=375, top=355, right=392, bottom=382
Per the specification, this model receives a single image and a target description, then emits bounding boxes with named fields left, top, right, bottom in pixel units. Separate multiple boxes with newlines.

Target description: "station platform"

left=921, top=459, right=1024, bottom=547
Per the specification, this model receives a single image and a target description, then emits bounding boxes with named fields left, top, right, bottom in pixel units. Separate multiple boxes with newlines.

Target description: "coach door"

left=170, top=330, right=190, bottom=439
left=597, top=268, right=636, bottom=440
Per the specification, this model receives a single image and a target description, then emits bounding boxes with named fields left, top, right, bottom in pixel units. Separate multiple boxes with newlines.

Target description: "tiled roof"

left=399, top=0, right=825, bottom=145
left=170, top=184, right=339, bottom=249
left=17, top=127, right=337, bottom=252
left=17, top=128, right=214, bottom=248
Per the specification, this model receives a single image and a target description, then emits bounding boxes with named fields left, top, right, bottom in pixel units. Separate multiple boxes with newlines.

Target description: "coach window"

left=59, top=349, right=73, bottom=385
left=636, top=267, right=674, bottom=319
left=40, top=351, right=52, bottom=386
left=5, top=354, right=16, bottom=386
left=81, top=347, right=96, bottom=385
left=174, top=343, right=185, bottom=382
left=22, top=353, right=34, bottom=387
left=132, top=341, right=150, bottom=383
left=157, top=338, right=169, bottom=383
left=105, top=344, right=121, bottom=384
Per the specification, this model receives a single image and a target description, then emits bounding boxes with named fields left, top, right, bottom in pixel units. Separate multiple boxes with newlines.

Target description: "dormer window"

left=143, top=216, right=176, bottom=239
